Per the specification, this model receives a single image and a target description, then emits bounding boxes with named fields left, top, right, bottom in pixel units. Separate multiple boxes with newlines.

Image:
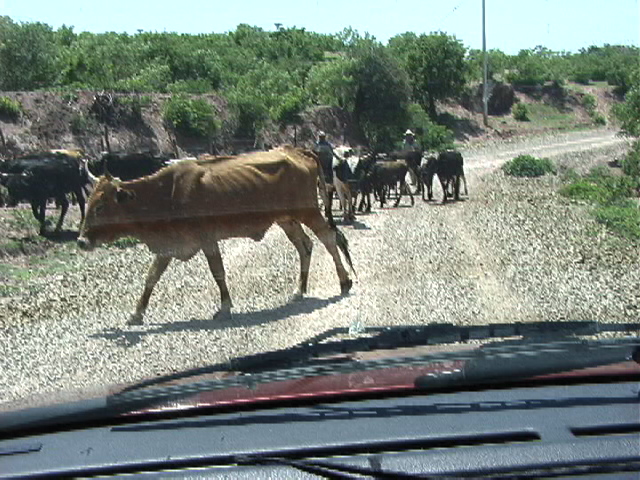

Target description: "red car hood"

left=124, top=342, right=640, bottom=416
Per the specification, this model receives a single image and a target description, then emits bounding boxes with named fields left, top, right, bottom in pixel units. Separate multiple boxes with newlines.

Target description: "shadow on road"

left=92, top=294, right=345, bottom=347
left=42, top=229, right=79, bottom=243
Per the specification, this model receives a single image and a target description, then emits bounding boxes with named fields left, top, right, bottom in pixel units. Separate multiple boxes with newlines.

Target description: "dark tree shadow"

left=437, top=112, right=486, bottom=142
left=91, top=295, right=345, bottom=348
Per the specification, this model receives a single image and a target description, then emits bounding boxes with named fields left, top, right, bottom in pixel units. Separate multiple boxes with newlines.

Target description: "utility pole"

left=482, top=0, right=489, bottom=127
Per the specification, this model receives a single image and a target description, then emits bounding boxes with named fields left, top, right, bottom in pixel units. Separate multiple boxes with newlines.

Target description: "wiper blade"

left=1, top=337, right=638, bottom=440
left=110, top=338, right=640, bottom=408
left=415, top=337, right=640, bottom=389
left=118, top=320, right=640, bottom=395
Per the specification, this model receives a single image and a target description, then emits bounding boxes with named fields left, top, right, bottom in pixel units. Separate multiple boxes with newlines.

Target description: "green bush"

left=512, top=103, right=529, bottom=121
left=559, top=169, right=634, bottom=205
left=592, top=112, right=607, bottom=125
left=406, top=103, right=454, bottom=152
left=594, top=205, right=640, bottom=239
left=0, top=96, right=22, bottom=120
left=502, top=154, right=556, bottom=177
left=167, top=79, right=214, bottom=94
left=118, top=95, right=152, bottom=117
left=70, top=113, right=97, bottom=134
left=582, top=94, right=597, bottom=112
left=621, top=140, right=640, bottom=180
left=560, top=166, right=639, bottom=240
left=163, top=95, right=218, bottom=138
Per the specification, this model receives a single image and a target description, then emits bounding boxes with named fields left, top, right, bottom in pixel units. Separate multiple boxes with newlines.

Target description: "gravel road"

left=1, top=128, right=639, bottom=405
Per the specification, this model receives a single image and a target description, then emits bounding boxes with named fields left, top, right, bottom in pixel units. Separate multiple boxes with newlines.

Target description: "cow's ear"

left=116, top=188, right=136, bottom=203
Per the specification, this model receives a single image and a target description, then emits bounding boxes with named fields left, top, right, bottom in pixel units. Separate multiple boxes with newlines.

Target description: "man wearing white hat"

left=402, top=129, right=419, bottom=152
left=402, top=129, right=420, bottom=188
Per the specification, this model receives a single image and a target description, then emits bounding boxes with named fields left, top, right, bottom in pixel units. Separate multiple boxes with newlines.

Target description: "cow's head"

left=77, top=173, right=136, bottom=251
left=0, top=171, right=33, bottom=205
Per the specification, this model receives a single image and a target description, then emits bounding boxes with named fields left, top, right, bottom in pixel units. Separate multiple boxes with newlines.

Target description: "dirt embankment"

left=0, top=81, right=620, bottom=160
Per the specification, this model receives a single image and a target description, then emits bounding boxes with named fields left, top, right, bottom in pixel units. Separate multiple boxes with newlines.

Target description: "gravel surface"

left=1, top=128, right=639, bottom=405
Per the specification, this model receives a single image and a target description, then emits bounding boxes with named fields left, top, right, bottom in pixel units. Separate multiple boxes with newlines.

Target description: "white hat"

left=405, top=129, right=414, bottom=136
left=318, top=131, right=326, bottom=137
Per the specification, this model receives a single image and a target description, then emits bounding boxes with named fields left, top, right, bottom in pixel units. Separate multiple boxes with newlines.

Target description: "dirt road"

left=1, top=128, right=638, bottom=405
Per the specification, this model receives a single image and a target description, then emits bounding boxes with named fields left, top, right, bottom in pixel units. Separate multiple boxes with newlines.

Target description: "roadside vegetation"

left=558, top=68, right=640, bottom=241
left=0, top=95, right=22, bottom=120
left=0, top=15, right=637, bottom=150
left=503, top=155, right=556, bottom=177
left=560, top=166, right=640, bottom=240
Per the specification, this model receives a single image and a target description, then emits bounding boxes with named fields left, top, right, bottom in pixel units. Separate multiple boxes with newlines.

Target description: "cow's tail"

left=311, top=152, right=355, bottom=275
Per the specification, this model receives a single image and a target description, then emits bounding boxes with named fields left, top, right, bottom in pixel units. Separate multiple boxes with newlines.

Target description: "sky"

left=1, top=0, right=638, bottom=54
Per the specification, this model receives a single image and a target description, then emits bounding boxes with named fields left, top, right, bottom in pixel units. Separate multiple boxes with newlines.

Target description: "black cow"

left=350, top=151, right=378, bottom=213
left=371, top=160, right=415, bottom=208
left=89, top=151, right=169, bottom=181
left=0, top=152, right=93, bottom=234
left=389, top=149, right=422, bottom=193
left=420, top=150, right=467, bottom=203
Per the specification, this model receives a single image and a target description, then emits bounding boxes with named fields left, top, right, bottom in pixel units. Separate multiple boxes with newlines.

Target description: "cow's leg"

left=462, top=173, right=468, bottom=196
left=334, top=180, right=349, bottom=222
left=33, top=200, right=47, bottom=235
left=454, top=175, right=461, bottom=201
left=304, top=213, right=352, bottom=295
left=439, top=175, right=449, bottom=204
left=278, top=219, right=313, bottom=299
left=129, top=255, right=172, bottom=325
left=341, top=182, right=355, bottom=220
left=394, top=181, right=403, bottom=207
left=203, top=242, right=233, bottom=317
left=54, top=195, right=69, bottom=232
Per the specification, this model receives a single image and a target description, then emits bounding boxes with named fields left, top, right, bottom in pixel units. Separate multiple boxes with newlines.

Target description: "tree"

left=615, top=69, right=640, bottom=138
left=387, top=32, right=418, bottom=66
left=406, top=32, right=467, bottom=119
left=614, top=68, right=640, bottom=182
left=306, top=56, right=357, bottom=110
left=351, top=44, right=411, bottom=150
left=504, top=48, right=549, bottom=87
left=0, top=21, right=58, bottom=90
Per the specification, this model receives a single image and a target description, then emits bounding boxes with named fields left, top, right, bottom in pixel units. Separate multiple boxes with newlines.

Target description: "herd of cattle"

left=0, top=146, right=467, bottom=235
left=0, top=145, right=466, bottom=324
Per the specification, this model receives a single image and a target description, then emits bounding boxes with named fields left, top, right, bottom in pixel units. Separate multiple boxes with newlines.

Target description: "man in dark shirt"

left=313, top=131, right=335, bottom=184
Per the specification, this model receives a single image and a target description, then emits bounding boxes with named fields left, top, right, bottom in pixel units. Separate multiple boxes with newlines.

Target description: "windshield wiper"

left=118, top=320, right=640, bottom=395
left=1, top=336, right=638, bottom=440
left=415, top=337, right=640, bottom=389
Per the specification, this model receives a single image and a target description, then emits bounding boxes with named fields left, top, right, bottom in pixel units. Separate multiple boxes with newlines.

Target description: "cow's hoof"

left=291, top=290, right=304, bottom=302
left=127, top=313, right=144, bottom=326
left=340, top=279, right=353, bottom=295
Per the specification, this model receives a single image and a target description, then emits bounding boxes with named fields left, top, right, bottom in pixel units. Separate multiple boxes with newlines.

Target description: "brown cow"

left=77, top=146, right=354, bottom=325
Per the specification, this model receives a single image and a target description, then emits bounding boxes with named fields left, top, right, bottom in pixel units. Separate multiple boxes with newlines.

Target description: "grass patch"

left=8, top=208, right=41, bottom=236
left=512, top=103, right=529, bottom=121
left=503, top=154, right=556, bottom=177
left=0, top=96, right=22, bottom=121
left=560, top=165, right=640, bottom=240
left=594, top=205, right=640, bottom=239
left=525, top=103, right=575, bottom=128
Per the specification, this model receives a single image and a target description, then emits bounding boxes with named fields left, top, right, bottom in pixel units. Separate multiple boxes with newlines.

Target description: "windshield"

left=0, top=1, right=639, bottom=415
